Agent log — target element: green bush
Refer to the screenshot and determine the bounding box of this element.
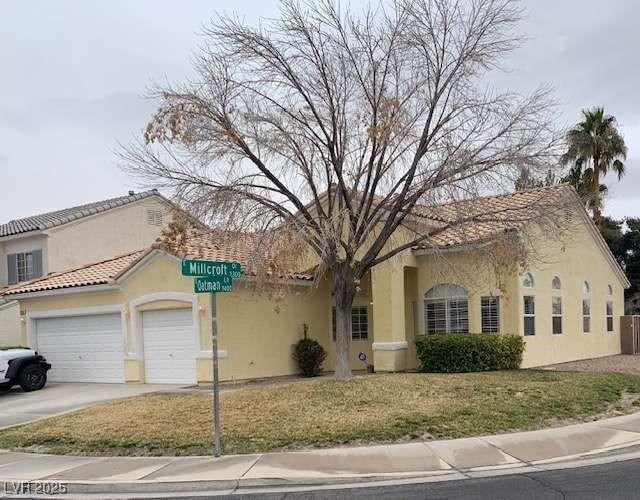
[293,338,328,377]
[415,334,524,373]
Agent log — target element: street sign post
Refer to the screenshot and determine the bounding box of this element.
[182,259,243,457]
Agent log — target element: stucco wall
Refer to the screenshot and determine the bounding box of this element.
[0,301,21,346]
[17,253,332,383]
[45,196,171,274]
[408,214,625,368]
[516,218,624,367]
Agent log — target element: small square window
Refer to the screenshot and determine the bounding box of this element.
[331,306,369,341]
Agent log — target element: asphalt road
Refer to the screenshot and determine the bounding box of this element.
[228,458,640,499]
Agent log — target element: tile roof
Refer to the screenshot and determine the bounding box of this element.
[412,184,575,249]
[0,190,163,238]
[0,185,584,296]
[2,251,148,296]
[2,231,313,296]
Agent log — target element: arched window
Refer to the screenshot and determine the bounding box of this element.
[552,276,562,290]
[522,272,534,288]
[607,284,613,295]
[582,281,590,294]
[425,284,469,334]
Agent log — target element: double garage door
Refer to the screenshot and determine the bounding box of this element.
[35,309,197,384]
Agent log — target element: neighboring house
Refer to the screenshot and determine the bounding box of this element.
[0,190,199,345]
[0,185,629,384]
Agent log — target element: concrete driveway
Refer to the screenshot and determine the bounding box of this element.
[0,382,187,429]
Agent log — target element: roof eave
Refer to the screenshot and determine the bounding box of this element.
[3,283,121,300]
[412,240,493,255]
[0,229,46,242]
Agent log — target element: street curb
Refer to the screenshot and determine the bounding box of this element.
[4,443,640,498]
[3,410,640,497]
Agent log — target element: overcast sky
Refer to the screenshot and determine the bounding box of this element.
[1,0,639,222]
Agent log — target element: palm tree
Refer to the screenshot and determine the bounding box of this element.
[561,161,608,215]
[561,107,627,228]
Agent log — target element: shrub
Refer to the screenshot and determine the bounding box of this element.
[415,334,524,373]
[293,338,328,377]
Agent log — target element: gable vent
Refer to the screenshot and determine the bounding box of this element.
[146,209,164,226]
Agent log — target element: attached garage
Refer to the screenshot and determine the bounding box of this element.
[34,313,125,383]
[142,308,197,384]
[3,244,317,385]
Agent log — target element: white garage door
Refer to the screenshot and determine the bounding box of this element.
[36,313,124,383]
[142,308,197,384]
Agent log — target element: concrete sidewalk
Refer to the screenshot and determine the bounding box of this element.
[3,411,640,497]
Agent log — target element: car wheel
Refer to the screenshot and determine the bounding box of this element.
[17,364,47,392]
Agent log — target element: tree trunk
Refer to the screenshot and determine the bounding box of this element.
[333,267,357,381]
[592,157,603,229]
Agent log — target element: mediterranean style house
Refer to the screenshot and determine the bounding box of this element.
[0,190,196,344]
[0,185,629,384]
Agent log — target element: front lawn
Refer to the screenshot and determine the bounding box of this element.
[2,371,640,456]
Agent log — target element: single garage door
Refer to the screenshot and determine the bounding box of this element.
[35,313,124,383]
[142,308,197,384]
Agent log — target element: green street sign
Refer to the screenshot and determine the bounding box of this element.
[194,276,233,293]
[182,259,243,278]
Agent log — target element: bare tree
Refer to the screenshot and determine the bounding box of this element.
[122,0,562,380]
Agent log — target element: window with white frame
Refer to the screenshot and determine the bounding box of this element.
[552,276,561,290]
[606,300,614,332]
[523,295,535,336]
[583,299,591,333]
[552,296,562,334]
[424,284,469,334]
[332,306,369,341]
[481,296,500,333]
[16,252,34,282]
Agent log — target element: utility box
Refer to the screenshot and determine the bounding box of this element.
[621,316,640,354]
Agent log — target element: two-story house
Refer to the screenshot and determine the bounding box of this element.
[0,189,197,344]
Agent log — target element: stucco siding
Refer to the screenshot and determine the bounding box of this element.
[407,214,624,368]
[45,196,171,274]
[17,254,332,383]
[517,218,623,367]
[0,301,21,346]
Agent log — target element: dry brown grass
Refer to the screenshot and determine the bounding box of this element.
[2,370,640,456]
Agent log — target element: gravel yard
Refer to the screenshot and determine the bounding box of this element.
[543,355,640,374]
